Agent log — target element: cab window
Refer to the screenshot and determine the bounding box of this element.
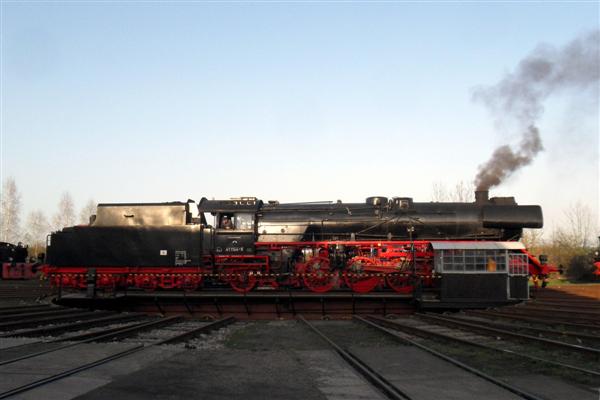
[219,214,234,229]
[235,213,254,230]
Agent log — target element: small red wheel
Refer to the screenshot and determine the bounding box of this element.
[420,266,434,287]
[386,273,413,294]
[302,256,337,293]
[181,275,202,292]
[343,257,380,294]
[97,274,116,291]
[159,274,177,289]
[226,269,257,293]
[136,275,158,292]
[77,274,88,289]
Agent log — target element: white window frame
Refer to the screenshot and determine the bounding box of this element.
[435,249,510,274]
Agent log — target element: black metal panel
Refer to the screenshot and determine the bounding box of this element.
[93,202,193,226]
[440,274,508,301]
[198,197,262,213]
[47,226,202,267]
[509,276,529,299]
[214,231,255,254]
[482,205,543,229]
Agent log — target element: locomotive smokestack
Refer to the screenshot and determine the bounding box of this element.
[475,190,489,205]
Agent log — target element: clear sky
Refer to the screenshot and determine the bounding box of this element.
[1,1,598,235]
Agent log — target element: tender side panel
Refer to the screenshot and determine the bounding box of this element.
[47,225,202,267]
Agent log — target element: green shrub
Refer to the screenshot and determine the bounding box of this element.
[566,254,596,282]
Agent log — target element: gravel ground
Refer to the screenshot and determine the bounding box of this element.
[72,321,387,400]
[2,316,596,400]
[166,322,247,351]
[310,320,401,348]
[54,320,143,341]
[386,319,600,399]
[0,336,41,349]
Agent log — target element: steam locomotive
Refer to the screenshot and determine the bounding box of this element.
[1,242,40,279]
[42,190,550,303]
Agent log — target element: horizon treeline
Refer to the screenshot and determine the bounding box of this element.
[0,177,95,256]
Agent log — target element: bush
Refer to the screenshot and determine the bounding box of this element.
[566,254,597,282]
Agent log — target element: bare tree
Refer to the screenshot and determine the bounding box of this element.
[23,210,50,256]
[0,177,22,243]
[53,192,76,230]
[562,201,596,248]
[79,199,97,225]
[521,228,545,254]
[431,180,475,202]
[547,202,598,280]
[431,182,449,202]
[452,181,474,202]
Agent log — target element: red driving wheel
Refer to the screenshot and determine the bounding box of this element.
[181,275,202,292]
[386,272,413,293]
[343,257,381,294]
[225,269,257,293]
[302,256,337,293]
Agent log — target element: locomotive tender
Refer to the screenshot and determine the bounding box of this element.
[43,190,548,305]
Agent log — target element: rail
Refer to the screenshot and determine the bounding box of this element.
[298,316,412,400]
[0,310,115,331]
[0,317,236,399]
[354,316,544,400]
[441,313,600,347]
[364,315,600,378]
[0,312,145,338]
[0,315,180,366]
[466,310,600,331]
[416,313,600,359]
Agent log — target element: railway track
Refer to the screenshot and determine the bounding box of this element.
[0,308,116,331]
[299,316,543,400]
[415,313,600,359]
[0,315,236,399]
[466,309,600,332]
[0,315,181,365]
[487,287,600,334]
[299,316,412,400]
[0,312,145,338]
[439,313,600,348]
[532,286,600,301]
[517,304,600,317]
[530,300,600,310]
[364,315,600,382]
[474,306,600,326]
[0,304,53,315]
[0,307,88,322]
[0,280,53,300]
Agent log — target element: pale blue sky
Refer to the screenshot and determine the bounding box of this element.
[1,1,598,233]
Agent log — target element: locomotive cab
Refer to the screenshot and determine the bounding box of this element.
[198,197,262,255]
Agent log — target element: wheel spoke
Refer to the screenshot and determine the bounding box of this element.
[343,257,380,293]
[386,273,413,293]
[223,269,257,293]
[302,257,336,293]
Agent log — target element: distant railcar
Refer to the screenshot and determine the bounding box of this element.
[1,242,40,280]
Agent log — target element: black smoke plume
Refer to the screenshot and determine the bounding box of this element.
[473,30,599,190]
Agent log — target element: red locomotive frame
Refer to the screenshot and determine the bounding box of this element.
[41,239,550,294]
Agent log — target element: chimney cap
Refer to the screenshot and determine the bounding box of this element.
[475,190,489,204]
